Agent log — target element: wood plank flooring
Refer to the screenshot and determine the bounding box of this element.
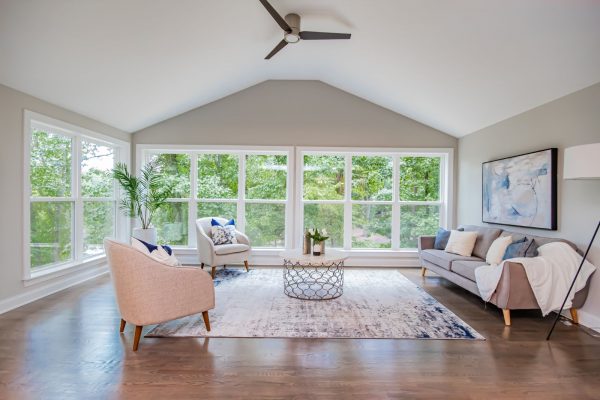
[0,268,599,399]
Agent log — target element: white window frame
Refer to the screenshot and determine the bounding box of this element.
[23,110,130,281]
[137,145,295,251]
[296,147,453,252]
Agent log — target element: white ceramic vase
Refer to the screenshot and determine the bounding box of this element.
[132,227,157,244]
[312,242,322,256]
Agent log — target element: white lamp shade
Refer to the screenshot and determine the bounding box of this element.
[563,143,600,180]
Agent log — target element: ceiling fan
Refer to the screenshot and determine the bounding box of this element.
[259,0,351,59]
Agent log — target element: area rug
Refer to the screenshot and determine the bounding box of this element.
[146,268,484,340]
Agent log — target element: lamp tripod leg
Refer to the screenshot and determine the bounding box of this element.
[546,220,599,340]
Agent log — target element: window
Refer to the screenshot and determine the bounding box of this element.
[141,147,291,249]
[299,149,449,250]
[138,145,451,253]
[25,111,129,277]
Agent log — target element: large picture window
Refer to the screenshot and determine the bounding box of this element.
[141,148,292,249]
[299,149,449,251]
[25,111,128,277]
[138,146,451,254]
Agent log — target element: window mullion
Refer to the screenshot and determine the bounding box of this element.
[74,135,83,262]
[238,153,246,233]
[391,155,400,250]
[343,155,352,250]
[188,153,198,247]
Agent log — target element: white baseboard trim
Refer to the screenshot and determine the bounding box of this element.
[0,264,108,315]
[577,309,600,333]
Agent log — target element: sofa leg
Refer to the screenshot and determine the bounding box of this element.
[133,325,143,351]
[211,266,216,279]
[200,263,204,269]
[502,309,511,326]
[420,267,427,277]
[244,260,249,272]
[570,308,579,324]
[119,318,126,333]
[202,311,211,332]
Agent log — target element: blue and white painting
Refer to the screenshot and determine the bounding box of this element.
[482,149,557,230]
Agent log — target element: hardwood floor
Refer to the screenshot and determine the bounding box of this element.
[0,268,599,399]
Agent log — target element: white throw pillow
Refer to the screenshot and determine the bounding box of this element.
[486,236,513,265]
[445,230,478,257]
[130,237,181,267]
[150,245,181,267]
[131,237,151,255]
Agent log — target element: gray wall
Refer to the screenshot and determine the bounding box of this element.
[0,83,129,305]
[457,82,600,329]
[133,80,458,224]
[133,80,457,148]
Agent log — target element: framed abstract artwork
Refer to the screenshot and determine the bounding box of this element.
[482,148,557,230]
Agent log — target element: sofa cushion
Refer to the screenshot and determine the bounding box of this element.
[460,225,503,259]
[214,243,250,255]
[451,260,489,282]
[420,249,483,270]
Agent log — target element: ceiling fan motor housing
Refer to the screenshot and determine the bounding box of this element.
[284,13,301,43]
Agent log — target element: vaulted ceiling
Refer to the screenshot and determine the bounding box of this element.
[1,0,599,136]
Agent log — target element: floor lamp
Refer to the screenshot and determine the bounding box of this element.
[546,142,600,340]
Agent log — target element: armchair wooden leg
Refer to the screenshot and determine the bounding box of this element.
[502,309,511,326]
[211,266,216,279]
[244,260,249,272]
[119,318,126,333]
[202,311,211,332]
[421,267,427,277]
[200,263,204,269]
[133,325,143,351]
[570,308,579,324]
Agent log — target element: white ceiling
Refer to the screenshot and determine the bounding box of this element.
[1,0,599,137]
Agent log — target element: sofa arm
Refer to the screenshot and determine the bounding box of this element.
[418,236,436,252]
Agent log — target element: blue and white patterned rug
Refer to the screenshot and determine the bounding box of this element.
[146,268,484,340]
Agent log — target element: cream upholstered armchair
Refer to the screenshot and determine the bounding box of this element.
[196,217,251,278]
[104,239,215,351]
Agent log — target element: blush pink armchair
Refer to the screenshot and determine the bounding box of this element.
[104,239,215,351]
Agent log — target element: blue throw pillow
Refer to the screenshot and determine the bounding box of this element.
[526,239,540,257]
[211,218,235,227]
[136,238,172,256]
[502,237,530,260]
[434,228,451,250]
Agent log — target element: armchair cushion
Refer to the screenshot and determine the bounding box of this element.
[214,243,250,255]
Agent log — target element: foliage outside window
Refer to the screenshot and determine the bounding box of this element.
[142,147,447,251]
[146,150,290,248]
[302,152,444,250]
[27,113,126,274]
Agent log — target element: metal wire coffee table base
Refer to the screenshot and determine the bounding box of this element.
[283,260,345,300]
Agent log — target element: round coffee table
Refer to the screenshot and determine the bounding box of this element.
[279,250,348,300]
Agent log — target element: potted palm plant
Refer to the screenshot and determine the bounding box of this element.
[112,160,173,243]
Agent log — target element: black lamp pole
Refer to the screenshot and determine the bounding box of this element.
[546,220,600,340]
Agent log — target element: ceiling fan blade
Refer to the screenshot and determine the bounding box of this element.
[299,31,351,40]
[258,0,291,32]
[265,39,288,59]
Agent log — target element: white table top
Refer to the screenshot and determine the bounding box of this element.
[279,249,348,264]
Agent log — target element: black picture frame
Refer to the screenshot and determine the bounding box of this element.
[482,148,557,230]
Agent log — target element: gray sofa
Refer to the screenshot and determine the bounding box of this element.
[418,225,593,326]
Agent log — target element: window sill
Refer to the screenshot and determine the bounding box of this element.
[24,255,107,287]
